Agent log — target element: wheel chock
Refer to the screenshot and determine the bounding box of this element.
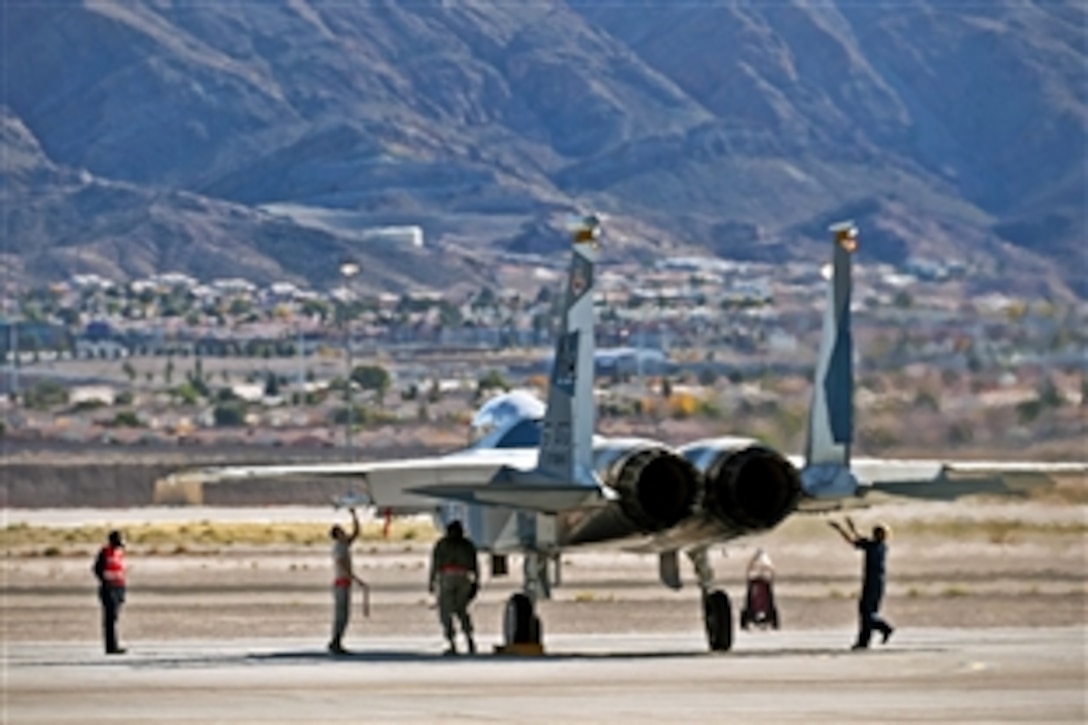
[493,642,546,656]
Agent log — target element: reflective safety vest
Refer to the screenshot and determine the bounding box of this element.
[102,546,126,587]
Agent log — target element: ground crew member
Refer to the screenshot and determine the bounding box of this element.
[92,530,127,654]
[328,508,367,655]
[829,516,895,649]
[429,520,479,655]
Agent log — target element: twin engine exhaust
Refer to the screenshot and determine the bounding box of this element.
[598,440,801,537]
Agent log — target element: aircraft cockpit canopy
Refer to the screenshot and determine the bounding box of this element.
[469,390,545,449]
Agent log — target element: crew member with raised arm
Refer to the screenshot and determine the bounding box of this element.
[829,516,894,649]
[328,507,367,655]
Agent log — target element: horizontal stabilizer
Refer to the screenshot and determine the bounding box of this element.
[406,483,599,513]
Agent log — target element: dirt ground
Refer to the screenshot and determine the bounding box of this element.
[3,497,1084,647]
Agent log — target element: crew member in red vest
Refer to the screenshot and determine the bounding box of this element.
[92,530,127,654]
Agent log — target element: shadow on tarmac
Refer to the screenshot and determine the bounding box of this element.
[16,644,934,670]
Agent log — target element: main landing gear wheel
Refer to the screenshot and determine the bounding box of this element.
[703,590,733,652]
[503,593,542,646]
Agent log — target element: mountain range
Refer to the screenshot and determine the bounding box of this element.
[2,1,1085,297]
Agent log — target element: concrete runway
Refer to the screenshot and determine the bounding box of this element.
[5,628,1084,723]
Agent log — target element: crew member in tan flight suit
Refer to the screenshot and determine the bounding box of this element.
[429,519,479,655]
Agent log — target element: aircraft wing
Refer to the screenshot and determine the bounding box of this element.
[854,458,1084,501]
[792,454,1084,507]
[155,452,537,510]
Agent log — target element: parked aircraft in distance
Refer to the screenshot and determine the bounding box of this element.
[164,217,1084,652]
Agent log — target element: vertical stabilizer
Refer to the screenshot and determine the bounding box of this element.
[536,215,600,485]
[801,221,858,497]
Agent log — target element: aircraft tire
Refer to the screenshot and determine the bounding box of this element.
[504,593,535,645]
[704,590,733,652]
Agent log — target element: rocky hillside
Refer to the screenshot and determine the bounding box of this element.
[2,1,1084,295]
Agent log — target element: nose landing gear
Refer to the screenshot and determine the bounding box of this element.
[498,551,547,654]
[503,592,543,647]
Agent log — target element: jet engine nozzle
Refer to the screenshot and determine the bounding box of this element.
[683,441,801,533]
[599,444,699,533]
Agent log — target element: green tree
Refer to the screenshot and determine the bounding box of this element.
[213,401,248,427]
[172,382,202,405]
[948,421,974,445]
[350,364,391,405]
[110,411,142,428]
[472,286,497,311]
[330,404,370,427]
[1037,376,1065,409]
[477,370,509,393]
[264,373,281,397]
[1016,399,1042,425]
[228,298,252,317]
[301,299,331,321]
[121,361,137,383]
[24,381,68,409]
[439,300,463,327]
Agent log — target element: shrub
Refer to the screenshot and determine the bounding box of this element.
[213,401,248,427]
[477,370,509,392]
[24,380,68,409]
[110,411,142,428]
[948,421,974,445]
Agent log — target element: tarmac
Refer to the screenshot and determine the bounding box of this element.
[5,627,1084,723]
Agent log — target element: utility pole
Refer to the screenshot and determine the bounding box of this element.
[339,261,360,458]
[4,295,17,402]
[296,320,305,392]
[7,317,17,401]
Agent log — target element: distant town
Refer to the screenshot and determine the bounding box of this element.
[1,252,1084,460]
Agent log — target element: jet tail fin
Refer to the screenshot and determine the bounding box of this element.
[801,221,859,498]
[535,215,601,486]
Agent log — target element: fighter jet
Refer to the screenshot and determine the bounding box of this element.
[162,216,1084,653]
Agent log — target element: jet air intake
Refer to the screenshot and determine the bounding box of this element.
[683,440,801,533]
